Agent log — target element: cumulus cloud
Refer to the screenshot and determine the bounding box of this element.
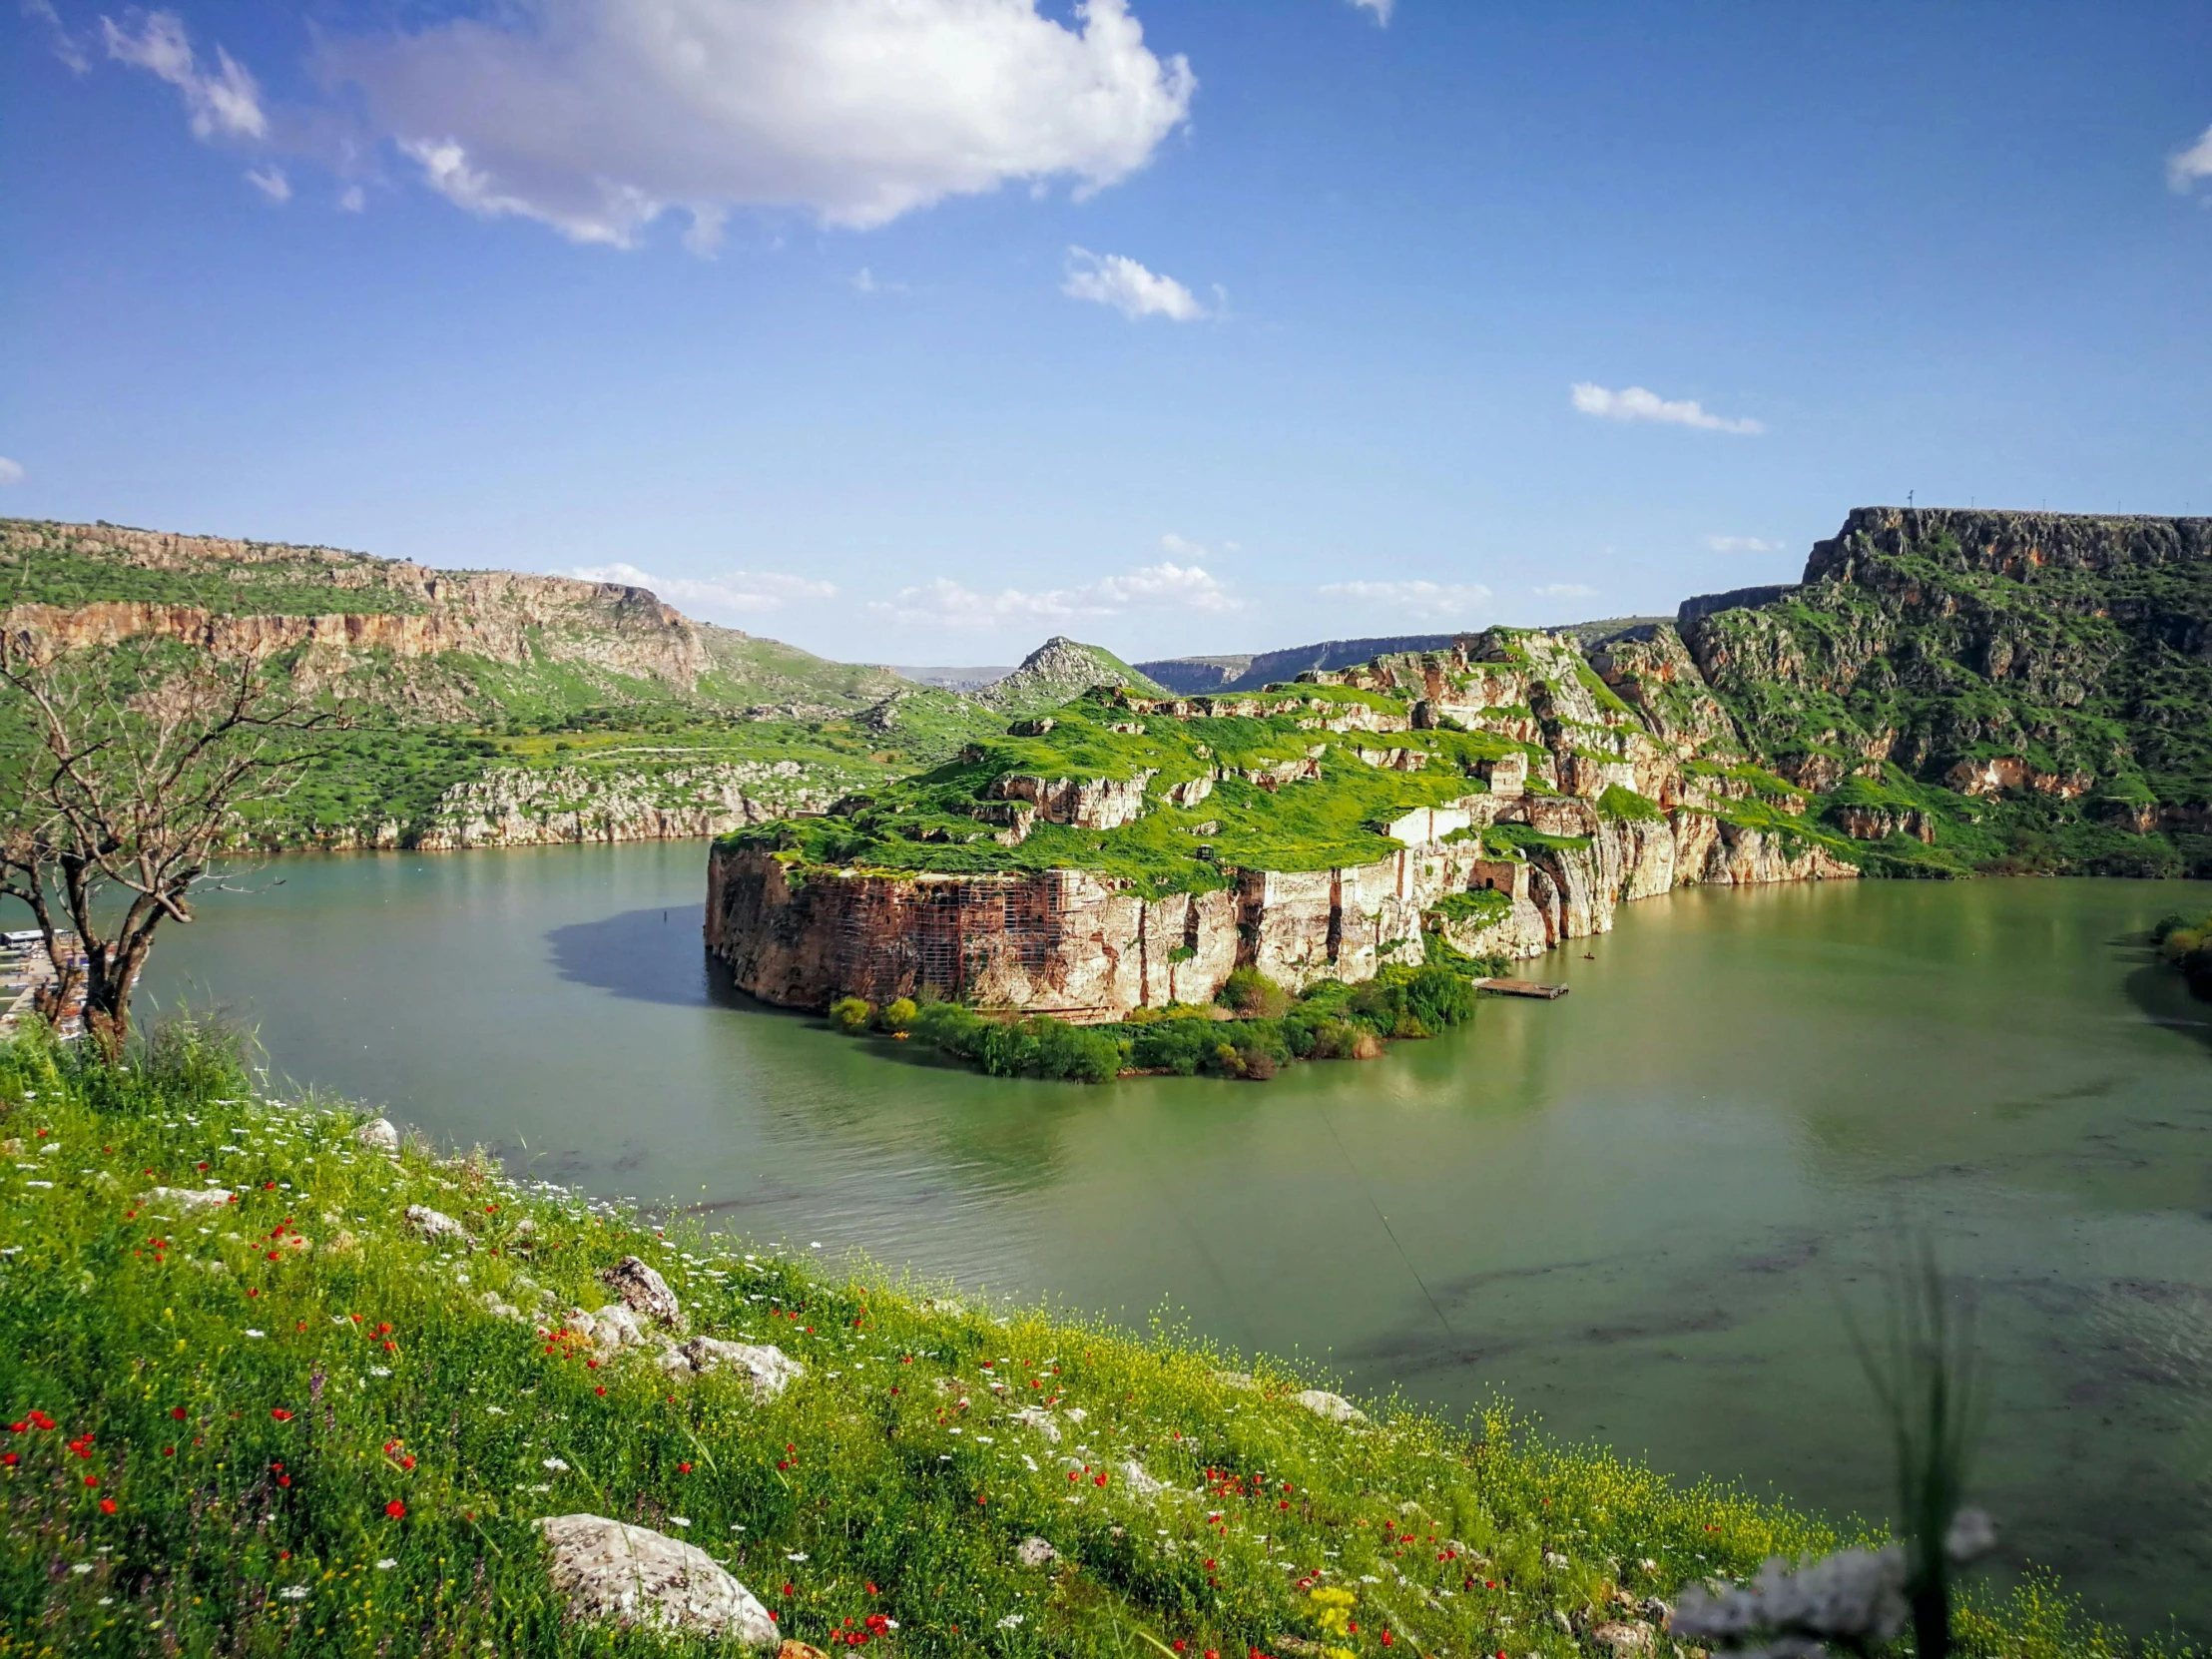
[1571,382,1763,435]
[104,10,267,142]
[0,458,23,486]
[246,165,291,203]
[321,0,1195,248]
[1063,247,1208,320]
[876,560,1238,631]
[1532,582,1596,601]
[570,561,834,621]
[1316,579,1492,621]
[338,184,366,214]
[1705,534,1782,554]
[1350,0,1394,22]
[2168,124,2212,193]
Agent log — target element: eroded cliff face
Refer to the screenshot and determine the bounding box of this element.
[706,625,1860,1018]
[312,761,841,852]
[0,523,712,687]
[1681,506,2212,820]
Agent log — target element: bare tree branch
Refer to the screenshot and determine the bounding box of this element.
[0,635,345,1055]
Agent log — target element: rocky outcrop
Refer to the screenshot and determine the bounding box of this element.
[0,543,712,687]
[324,761,843,851]
[707,624,1867,1019]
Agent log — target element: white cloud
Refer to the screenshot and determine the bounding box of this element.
[850,268,907,294]
[104,10,267,143]
[1704,534,1782,554]
[1570,382,1763,435]
[338,184,366,214]
[322,0,1195,248]
[24,0,90,72]
[1063,247,1208,320]
[570,561,835,621]
[1350,0,1394,22]
[1532,582,1596,601]
[246,165,291,203]
[0,458,23,486]
[876,561,1238,632]
[1316,579,1492,622]
[2168,124,2212,193]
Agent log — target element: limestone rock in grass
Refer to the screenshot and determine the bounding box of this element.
[590,1303,646,1352]
[1590,1621,1653,1655]
[354,1117,401,1154]
[146,1187,233,1213]
[405,1205,466,1243]
[1015,1536,1060,1569]
[673,1339,806,1401]
[1117,1461,1167,1498]
[1544,1550,1569,1570]
[1007,1406,1060,1443]
[1288,1388,1366,1423]
[479,1292,525,1322]
[534,1513,779,1647]
[1639,1597,1673,1626]
[599,1255,684,1329]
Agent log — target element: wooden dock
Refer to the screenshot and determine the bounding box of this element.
[1474,977,1569,1000]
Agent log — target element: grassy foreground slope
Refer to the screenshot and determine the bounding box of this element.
[0,1023,2173,1659]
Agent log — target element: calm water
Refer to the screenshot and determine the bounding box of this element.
[136,844,2212,1631]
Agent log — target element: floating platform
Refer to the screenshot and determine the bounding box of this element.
[1473,977,1569,1000]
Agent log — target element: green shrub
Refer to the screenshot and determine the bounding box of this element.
[1219,966,1290,1019]
[976,1016,1122,1083]
[878,996,918,1034]
[1350,963,1476,1038]
[1598,784,1665,822]
[829,995,873,1033]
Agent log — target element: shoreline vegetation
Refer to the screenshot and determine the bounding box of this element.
[826,963,1493,1085]
[0,1015,2191,1658]
[2151,910,2212,1000]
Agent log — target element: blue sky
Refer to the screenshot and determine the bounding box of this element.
[5,0,2211,666]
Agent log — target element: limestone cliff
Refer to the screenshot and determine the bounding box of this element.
[706,627,1858,1019]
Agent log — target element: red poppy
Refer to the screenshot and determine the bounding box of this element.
[385,1499,405,1518]
[162,1447,174,1458]
[1,1453,16,1467]
[171,1407,186,1420]
[677,1462,693,1473]
[83,1474,98,1487]
[98,1498,116,1514]
[271,1408,292,1421]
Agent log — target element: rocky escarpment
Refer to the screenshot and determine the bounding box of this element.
[2,521,715,685]
[708,627,1857,1020]
[317,760,850,851]
[1681,507,2212,834]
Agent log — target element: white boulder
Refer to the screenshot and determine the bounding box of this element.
[534,1514,779,1647]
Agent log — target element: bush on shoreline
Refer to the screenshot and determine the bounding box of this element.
[826,964,1484,1084]
[2152,910,2212,1001]
[0,1021,2185,1658]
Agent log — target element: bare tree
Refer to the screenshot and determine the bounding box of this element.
[0,638,340,1056]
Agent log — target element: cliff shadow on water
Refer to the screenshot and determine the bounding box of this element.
[544,902,715,1008]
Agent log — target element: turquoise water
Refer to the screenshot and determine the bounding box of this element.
[138,845,2212,1631]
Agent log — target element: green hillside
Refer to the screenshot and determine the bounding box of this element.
[1683,508,2212,876]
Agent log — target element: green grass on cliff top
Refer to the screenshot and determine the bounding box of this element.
[0,1017,2180,1659]
[729,689,1543,897]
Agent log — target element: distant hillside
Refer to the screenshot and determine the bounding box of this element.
[1138,634,1456,694]
[886,664,1013,693]
[1681,507,2212,874]
[0,519,917,848]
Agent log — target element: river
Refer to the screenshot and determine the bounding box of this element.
[135,843,2212,1632]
